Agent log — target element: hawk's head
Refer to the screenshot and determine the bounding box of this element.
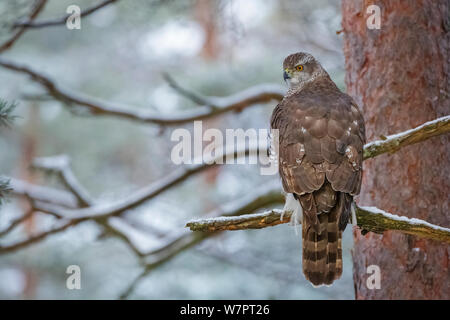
[282,52,327,89]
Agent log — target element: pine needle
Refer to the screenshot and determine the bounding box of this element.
[0,99,18,127]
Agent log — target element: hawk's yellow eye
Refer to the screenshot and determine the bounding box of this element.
[295,65,304,71]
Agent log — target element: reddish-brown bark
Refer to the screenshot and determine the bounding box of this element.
[342,0,450,299]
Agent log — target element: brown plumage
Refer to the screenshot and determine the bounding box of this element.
[271,52,365,286]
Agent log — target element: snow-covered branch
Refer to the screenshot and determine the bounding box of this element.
[186,209,290,232]
[0,58,284,125]
[363,115,450,160]
[186,206,450,244]
[32,155,93,207]
[0,0,47,53]
[355,206,450,243]
[9,177,78,209]
[21,145,262,221]
[119,183,284,299]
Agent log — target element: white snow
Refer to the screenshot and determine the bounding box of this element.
[359,206,450,233]
[187,209,283,225]
[364,115,450,150]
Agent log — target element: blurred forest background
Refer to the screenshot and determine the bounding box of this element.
[0,0,354,299]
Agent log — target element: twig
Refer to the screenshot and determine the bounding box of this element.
[0,209,34,237]
[0,0,47,53]
[99,221,146,258]
[14,0,119,29]
[162,72,213,107]
[0,57,284,125]
[9,177,78,208]
[32,155,93,206]
[0,220,75,253]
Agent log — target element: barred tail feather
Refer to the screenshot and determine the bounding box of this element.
[299,184,350,287]
[302,212,343,286]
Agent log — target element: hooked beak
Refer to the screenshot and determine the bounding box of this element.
[283,70,290,81]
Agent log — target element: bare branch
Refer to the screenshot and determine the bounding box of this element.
[0,58,284,125]
[0,0,47,53]
[186,206,450,244]
[14,0,119,29]
[363,115,450,160]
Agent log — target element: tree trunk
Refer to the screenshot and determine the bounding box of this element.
[195,0,219,60]
[342,0,450,299]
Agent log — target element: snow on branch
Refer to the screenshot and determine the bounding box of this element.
[186,209,289,232]
[186,206,450,244]
[0,58,284,125]
[119,183,284,299]
[356,206,450,243]
[363,115,450,160]
[32,155,93,207]
[8,177,78,208]
[22,145,262,221]
[0,0,47,53]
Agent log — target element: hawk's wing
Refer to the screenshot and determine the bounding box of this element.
[270,82,365,197]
